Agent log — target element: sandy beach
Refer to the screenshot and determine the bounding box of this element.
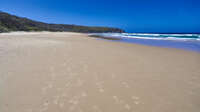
[0,32,200,112]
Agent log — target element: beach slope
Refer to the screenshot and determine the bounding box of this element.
[0,32,200,112]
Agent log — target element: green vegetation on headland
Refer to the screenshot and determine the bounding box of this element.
[0,11,125,33]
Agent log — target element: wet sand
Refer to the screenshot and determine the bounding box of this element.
[0,32,200,112]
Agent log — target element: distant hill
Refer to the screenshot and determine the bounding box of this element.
[0,11,125,33]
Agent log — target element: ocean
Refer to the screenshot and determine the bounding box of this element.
[92,33,200,52]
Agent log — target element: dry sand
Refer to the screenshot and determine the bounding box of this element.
[0,32,200,112]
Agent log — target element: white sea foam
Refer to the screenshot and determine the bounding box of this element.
[92,33,200,42]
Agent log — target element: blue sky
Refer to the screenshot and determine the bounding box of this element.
[0,0,200,33]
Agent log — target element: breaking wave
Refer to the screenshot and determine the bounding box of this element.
[93,33,200,41]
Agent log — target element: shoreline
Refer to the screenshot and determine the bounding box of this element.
[89,33,200,53]
[89,35,200,53]
[0,32,200,112]
[1,31,199,53]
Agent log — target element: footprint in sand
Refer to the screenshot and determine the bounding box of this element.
[131,96,139,100]
[43,101,49,107]
[124,104,131,110]
[122,82,130,88]
[96,82,105,93]
[113,95,132,110]
[99,88,105,93]
[41,82,53,94]
[68,96,80,105]
[134,101,140,105]
[112,95,124,104]
[131,96,141,105]
[113,96,120,103]
[81,91,87,97]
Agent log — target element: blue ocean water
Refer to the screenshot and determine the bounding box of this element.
[91,33,200,53]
